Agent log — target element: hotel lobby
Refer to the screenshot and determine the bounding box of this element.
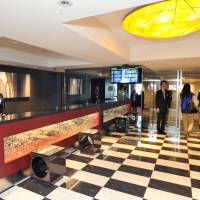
[0,0,200,200]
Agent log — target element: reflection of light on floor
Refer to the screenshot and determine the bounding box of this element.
[168,137,180,143]
[137,141,141,146]
[137,116,142,128]
[148,134,157,141]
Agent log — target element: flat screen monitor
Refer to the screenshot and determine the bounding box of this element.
[111,67,142,83]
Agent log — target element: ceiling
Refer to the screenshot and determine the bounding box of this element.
[0,0,200,72]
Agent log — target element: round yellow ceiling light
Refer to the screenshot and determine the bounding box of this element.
[122,0,200,38]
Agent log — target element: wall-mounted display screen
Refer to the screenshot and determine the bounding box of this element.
[0,72,30,98]
[111,67,142,84]
[69,78,83,95]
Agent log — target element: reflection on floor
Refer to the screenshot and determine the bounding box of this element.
[0,125,200,200]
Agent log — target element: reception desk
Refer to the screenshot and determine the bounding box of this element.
[0,100,131,178]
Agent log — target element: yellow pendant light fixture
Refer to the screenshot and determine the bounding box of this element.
[122,0,200,38]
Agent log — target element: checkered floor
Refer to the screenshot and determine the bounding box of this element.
[0,126,200,200]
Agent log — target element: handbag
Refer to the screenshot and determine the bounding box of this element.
[189,102,198,113]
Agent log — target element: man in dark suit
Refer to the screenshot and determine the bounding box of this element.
[156,80,170,134]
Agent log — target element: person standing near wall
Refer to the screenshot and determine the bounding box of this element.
[156,80,170,134]
[0,93,5,116]
[131,89,137,112]
[92,85,101,103]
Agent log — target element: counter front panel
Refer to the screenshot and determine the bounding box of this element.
[0,105,100,178]
[4,112,98,163]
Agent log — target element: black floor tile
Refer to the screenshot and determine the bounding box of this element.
[105,178,146,197]
[125,133,141,137]
[191,179,200,188]
[161,147,188,153]
[97,154,125,164]
[190,165,200,172]
[82,165,115,177]
[67,154,93,163]
[109,147,132,154]
[117,139,138,145]
[109,134,123,138]
[189,154,200,160]
[65,167,78,177]
[164,140,187,146]
[101,142,113,146]
[18,177,57,196]
[188,140,200,144]
[51,157,65,165]
[128,154,157,164]
[154,165,190,177]
[141,140,163,146]
[71,181,101,197]
[158,154,189,163]
[188,147,200,151]
[135,147,160,154]
[118,165,152,177]
[148,179,192,197]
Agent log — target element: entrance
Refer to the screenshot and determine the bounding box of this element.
[143,70,182,136]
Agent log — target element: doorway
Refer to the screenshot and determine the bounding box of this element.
[143,70,182,136]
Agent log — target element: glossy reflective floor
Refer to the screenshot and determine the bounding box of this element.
[0,125,200,200]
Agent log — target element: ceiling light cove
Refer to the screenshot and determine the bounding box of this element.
[122,0,200,39]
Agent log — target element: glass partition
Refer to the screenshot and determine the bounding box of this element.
[143,70,182,136]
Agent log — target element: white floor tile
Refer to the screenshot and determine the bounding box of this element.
[89,159,120,170]
[142,137,163,143]
[47,187,92,200]
[144,187,192,200]
[188,143,200,148]
[65,160,87,170]
[101,145,110,150]
[190,171,200,180]
[0,186,43,200]
[103,150,129,159]
[192,187,200,200]
[112,171,150,187]
[131,150,159,159]
[189,159,200,166]
[123,159,155,170]
[151,171,191,187]
[160,150,188,159]
[188,150,200,156]
[102,136,119,143]
[138,143,162,150]
[96,187,142,200]
[156,159,190,170]
[72,171,109,187]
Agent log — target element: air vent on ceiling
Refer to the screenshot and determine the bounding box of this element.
[57,0,73,7]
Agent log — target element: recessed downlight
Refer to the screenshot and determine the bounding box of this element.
[57,0,73,7]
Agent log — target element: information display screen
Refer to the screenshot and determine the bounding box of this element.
[111,67,142,83]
